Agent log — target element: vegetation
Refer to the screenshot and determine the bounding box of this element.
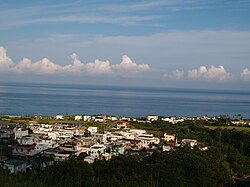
[205,126,250,132]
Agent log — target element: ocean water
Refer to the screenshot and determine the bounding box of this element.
[0,82,250,118]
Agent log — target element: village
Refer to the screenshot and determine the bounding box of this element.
[0,114,248,174]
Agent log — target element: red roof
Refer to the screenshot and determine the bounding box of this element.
[117,121,126,125]
[168,141,176,147]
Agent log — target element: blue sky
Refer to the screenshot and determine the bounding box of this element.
[1,0,250,89]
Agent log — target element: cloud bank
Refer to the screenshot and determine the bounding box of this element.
[164,69,185,80]
[188,65,232,82]
[0,46,150,76]
[241,68,250,81]
[163,65,250,83]
[1,46,249,83]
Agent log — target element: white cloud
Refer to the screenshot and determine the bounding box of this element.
[112,55,150,74]
[164,69,185,80]
[188,65,232,82]
[0,47,14,72]
[0,46,149,76]
[240,68,250,81]
[85,59,112,75]
[62,53,85,74]
[14,58,62,74]
[62,53,112,75]
[163,65,233,82]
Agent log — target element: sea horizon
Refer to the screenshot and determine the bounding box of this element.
[1,81,249,118]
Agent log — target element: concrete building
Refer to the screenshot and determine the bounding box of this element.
[17,135,38,145]
[14,128,28,140]
[83,115,92,121]
[163,134,175,142]
[116,121,127,129]
[85,144,111,163]
[12,144,36,156]
[182,139,197,148]
[55,115,64,120]
[88,127,98,135]
[75,115,82,121]
[147,115,159,121]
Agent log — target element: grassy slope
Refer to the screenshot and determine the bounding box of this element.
[205,125,250,132]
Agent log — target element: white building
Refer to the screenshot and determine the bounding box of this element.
[94,116,106,122]
[137,134,160,148]
[88,127,98,135]
[84,144,111,163]
[120,117,131,121]
[111,116,118,121]
[93,133,108,144]
[162,117,184,124]
[121,132,135,140]
[83,115,92,121]
[129,129,146,135]
[54,151,72,161]
[0,130,9,138]
[47,132,60,140]
[87,144,106,157]
[35,143,49,152]
[147,115,158,121]
[17,135,38,145]
[14,128,28,140]
[182,139,197,148]
[55,115,64,120]
[162,145,172,152]
[75,115,82,121]
[163,133,175,142]
[162,117,174,123]
[29,124,53,134]
[116,121,127,129]
[84,156,95,164]
[39,138,58,148]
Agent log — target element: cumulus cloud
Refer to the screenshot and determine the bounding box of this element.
[163,65,232,82]
[112,55,150,74]
[164,69,185,80]
[240,68,250,81]
[188,65,232,82]
[63,53,114,75]
[0,47,14,72]
[14,58,62,74]
[85,59,112,75]
[62,53,85,74]
[0,46,149,76]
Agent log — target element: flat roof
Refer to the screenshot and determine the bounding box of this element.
[5,159,26,167]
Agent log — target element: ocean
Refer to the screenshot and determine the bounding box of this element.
[0,82,250,118]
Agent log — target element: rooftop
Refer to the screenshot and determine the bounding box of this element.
[5,159,26,167]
